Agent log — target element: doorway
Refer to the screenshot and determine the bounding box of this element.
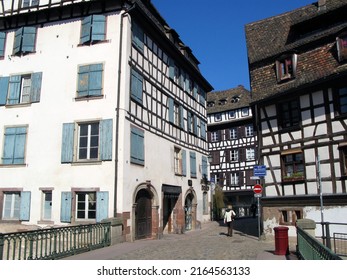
[135,189,152,240]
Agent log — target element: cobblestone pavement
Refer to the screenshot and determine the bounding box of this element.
[64,218,298,260]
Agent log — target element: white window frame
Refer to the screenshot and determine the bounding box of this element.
[76,192,97,220]
[246,148,255,161]
[20,75,31,103]
[174,147,183,175]
[215,113,222,122]
[245,125,254,137]
[41,190,52,221]
[228,110,236,119]
[211,131,219,142]
[230,149,238,162]
[77,122,100,161]
[230,128,237,139]
[230,173,239,185]
[241,108,249,116]
[2,192,20,220]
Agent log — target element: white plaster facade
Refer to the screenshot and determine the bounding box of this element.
[0,0,213,240]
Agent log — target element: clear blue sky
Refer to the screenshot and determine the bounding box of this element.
[151,0,315,92]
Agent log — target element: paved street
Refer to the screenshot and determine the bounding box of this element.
[64,218,298,260]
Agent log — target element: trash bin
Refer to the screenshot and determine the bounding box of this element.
[274,226,289,255]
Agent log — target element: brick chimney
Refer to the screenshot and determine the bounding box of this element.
[318,0,327,11]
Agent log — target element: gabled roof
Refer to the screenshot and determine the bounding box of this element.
[245,0,347,64]
[206,85,252,114]
[245,0,347,103]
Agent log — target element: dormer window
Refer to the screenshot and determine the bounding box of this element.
[219,98,227,105]
[337,35,347,62]
[231,95,240,103]
[207,101,215,107]
[276,54,297,82]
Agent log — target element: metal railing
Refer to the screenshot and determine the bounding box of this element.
[0,222,111,260]
[316,222,347,257]
[296,225,342,260]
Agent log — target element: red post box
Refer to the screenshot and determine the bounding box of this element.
[274,226,289,255]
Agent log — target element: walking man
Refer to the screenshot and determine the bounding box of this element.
[224,205,236,237]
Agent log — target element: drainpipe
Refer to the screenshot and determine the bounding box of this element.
[114,2,135,217]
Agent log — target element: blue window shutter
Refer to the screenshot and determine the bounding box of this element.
[201,120,206,139]
[96,191,109,222]
[61,192,72,223]
[22,27,36,53]
[3,127,27,164]
[7,75,21,105]
[88,63,103,96]
[0,76,9,106]
[61,123,74,163]
[190,151,197,178]
[2,127,15,164]
[202,156,208,177]
[169,58,175,79]
[80,15,92,44]
[187,111,192,132]
[185,76,190,92]
[131,69,143,104]
[0,32,5,57]
[13,28,22,54]
[77,65,90,96]
[20,191,31,221]
[182,150,187,176]
[77,63,102,97]
[193,85,198,100]
[168,98,174,123]
[100,119,113,161]
[193,115,198,135]
[132,21,144,51]
[130,126,144,165]
[179,105,184,129]
[200,88,206,105]
[30,72,42,102]
[13,127,27,164]
[91,15,106,41]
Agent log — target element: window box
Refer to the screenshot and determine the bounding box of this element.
[283,172,304,182]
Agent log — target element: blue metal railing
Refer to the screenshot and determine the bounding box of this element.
[0,222,111,260]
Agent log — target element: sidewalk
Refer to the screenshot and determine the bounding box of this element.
[64,219,298,260]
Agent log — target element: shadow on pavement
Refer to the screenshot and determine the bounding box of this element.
[216,217,259,238]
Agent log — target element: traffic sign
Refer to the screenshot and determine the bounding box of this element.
[254,193,262,198]
[253,184,262,194]
[253,165,267,177]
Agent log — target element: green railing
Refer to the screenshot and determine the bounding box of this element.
[296,226,342,260]
[0,222,111,260]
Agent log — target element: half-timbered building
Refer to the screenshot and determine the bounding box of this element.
[245,0,347,237]
[0,0,212,241]
[207,86,257,217]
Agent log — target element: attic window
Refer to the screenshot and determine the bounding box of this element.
[231,95,240,103]
[337,35,347,62]
[207,101,215,107]
[276,54,297,82]
[219,98,227,105]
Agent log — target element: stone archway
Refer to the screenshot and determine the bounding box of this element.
[132,183,159,241]
[184,188,197,231]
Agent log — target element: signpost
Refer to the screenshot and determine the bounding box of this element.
[253,184,262,240]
